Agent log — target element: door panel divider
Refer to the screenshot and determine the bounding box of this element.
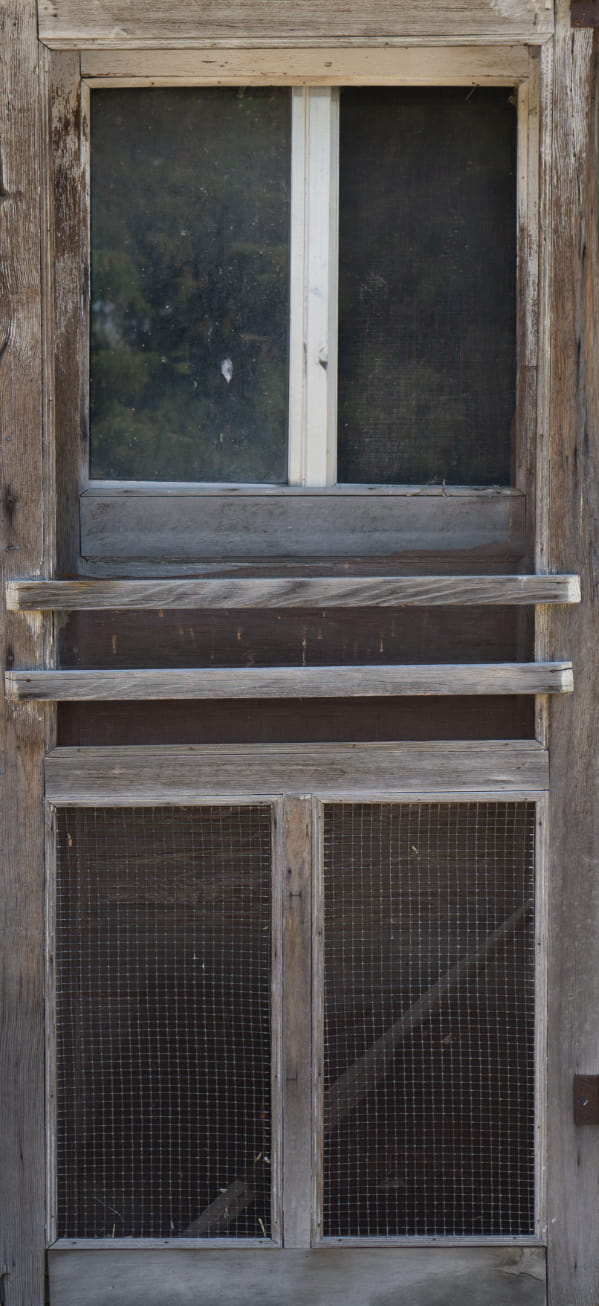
[5,662,573,702]
[7,574,581,610]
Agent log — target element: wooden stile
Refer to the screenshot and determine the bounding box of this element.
[544,6,599,1303]
[0,3,52,1305]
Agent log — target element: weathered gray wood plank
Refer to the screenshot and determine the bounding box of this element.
[79,489,527,560]
[44,742,550,802]
[47,1246,546,1306]
[37,0,554,47]
[0,2,51,1304]
[545,7,599,1305]
[281,798,313,1248]
[7,574,581,611]
[46,52,88,574]
[6,662,573,701]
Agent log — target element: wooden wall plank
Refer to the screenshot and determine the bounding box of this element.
[6,661,573,701]
[545,7,599,1304]
[79,489,527,562]
[8,574,581,610]
[44,742,550,801]
[37,0,554,48]
[48,1246,547,1306]
[81,45,531,84]
[0,2,51,1304]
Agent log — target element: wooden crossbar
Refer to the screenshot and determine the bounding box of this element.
[5,662,573,701]
[7,574,581,610]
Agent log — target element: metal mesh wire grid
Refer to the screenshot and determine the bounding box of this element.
[55,805,272,1240]
[322,801,536,1238]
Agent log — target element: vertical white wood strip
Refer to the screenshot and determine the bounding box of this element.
[270,799,284,1246]
[288,89,339,486]
[288,89,308,487]
[534,793,549,1240]
[281,796,313,1247]
[305,89,338,485]
[312,798,325,1243]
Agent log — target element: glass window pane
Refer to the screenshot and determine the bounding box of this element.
[337,88,517,486]
[90,88,291,483]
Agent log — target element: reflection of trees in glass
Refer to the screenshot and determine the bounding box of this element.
[90,88,291,482]
[337,88,517,486]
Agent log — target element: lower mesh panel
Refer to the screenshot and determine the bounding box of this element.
[322,801,536,1237]
[55,806,272,1239]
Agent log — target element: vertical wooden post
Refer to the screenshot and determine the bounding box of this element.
[0,2,52,1303]
[546,5,599,1302]
[281,796,313,1247]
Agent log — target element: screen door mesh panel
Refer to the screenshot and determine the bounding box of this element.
[322,802,536,1238]
[55,806,272,1239]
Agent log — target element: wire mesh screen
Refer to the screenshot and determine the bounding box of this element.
[322,802,536,1238]
[55,806,272,1239]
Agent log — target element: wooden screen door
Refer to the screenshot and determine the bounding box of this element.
[4,3,598,1306]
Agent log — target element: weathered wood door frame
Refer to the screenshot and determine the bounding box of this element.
[2,1,599,1303]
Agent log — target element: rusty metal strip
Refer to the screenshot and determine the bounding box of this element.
[571,1,599,27]
[573,1075,599,1124]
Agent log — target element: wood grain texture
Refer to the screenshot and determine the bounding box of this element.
[46,52,88,574]
[81,45,531,84]
[37,0,554,47]
[0,2,51,1304]
[47,1247,547,1306]
[545,8,599,1304]
[44,742,550,801]
[80,487,527,561]
[281,798,313,1248]
[6,662,573,701]
[8,574,581,610]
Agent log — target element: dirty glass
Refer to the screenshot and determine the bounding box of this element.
[90,88,291,482]
[337,87,517,486]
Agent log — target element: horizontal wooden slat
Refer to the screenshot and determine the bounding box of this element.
[44,741,550,801]
[7,574,581,610]
[48,1246,546,1306]
[38,0,554,48]
[81,45,531,83]
[7,662,573,702]
[80,488,526,560]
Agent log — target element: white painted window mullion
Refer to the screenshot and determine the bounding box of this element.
[288,87,339,487]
